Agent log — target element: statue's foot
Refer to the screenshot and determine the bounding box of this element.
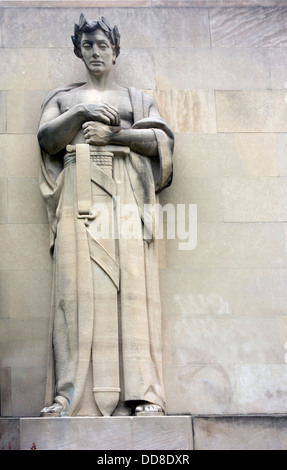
[40,402,64,417]
[135,402,165,416]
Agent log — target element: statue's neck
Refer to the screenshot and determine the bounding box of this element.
[85,69,119,92]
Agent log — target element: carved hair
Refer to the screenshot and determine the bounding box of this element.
[71,14,121,59]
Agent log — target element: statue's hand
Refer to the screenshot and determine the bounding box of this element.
[82,121,119,146]
[82,103,120,126]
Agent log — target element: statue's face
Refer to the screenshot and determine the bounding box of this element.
[80,29,116,76]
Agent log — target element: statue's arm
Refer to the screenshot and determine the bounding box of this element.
[38,97,87,155]
[109,128,159,157]
[38,96,121,155]
[109,97,162,156]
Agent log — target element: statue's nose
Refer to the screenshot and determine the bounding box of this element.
[92,47,100,57]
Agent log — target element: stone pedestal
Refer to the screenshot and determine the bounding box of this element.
[2,415,287,450]
[0,416,193,450]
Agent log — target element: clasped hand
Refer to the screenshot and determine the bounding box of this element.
[82,121,117,146]
[82,102,120,146]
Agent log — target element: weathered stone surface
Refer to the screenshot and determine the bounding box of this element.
[9,269,52,318]
[0,179,7,224]
[216,91,287,132]
[160,268,231,317]
[164,365,237,415]
[152,0,287,5]
[10,367,48,417]
[0,318,49,368]
[0,224,51,270]
[277,134,287,177]
[170,133,278,178]
[0,49,49,90]
[167,222,287,269]
[0,0,286,6]
[151,90,217,133]
[226,269,287,316]
[115,49,155,89]
[194,416,287,450]
[210,7,287,47]
[236,365,287,414]
[2,414,287,451]
[8,178,47,224]
[2,7,100,48]
[160,267,287,319]
[223,177,287,222]
[6,91,48,134]
[0,417,19,450]
[0,272,9,319]
[19,416,193,450]
[100,7,210,48]
[164,315,284,366]
[0,135,41,178]
[269,48,287,89]
[0,92,6,134]
[154,47,270,90]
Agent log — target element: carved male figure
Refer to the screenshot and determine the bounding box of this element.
[38,15,174,417]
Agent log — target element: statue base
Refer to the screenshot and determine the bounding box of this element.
[0,416,192,450]
[2,415,287,450]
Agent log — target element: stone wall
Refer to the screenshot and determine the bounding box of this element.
[1,2,287,417]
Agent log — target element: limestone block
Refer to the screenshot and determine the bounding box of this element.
[0,418,19,450]
[160,268,231,317]
[19,416,193,450]
[152,0,287,4]
[277,134,287,177]
[210,7,287,48]
[9,269,52,319]
[0,271,10,319]
[0,368,12,417]
[8,178,48,224]
[164,315,283,366]
[194,416,287,450]
[10,367,47,417]
[269,48,287,89]
[2,7,99,48]
[166,222,287,269]
[0,91,6,134]
[172,133,278,178]
[226,269,287,316]
[160,268,287,319]
[100,7,210,48]
[154,47,270,90]
[114,49,155,90]
[0,178,7,224]
[223,177,287,222]
[0,224,51,270]
[0,318,49,368]
[151,90,217,133]
[236,365,287,414]
[216,91,287,133]
[0,135,41,178]
[164,365,237,415]
[0,49,49,90]
[6,90,48,134]
[160,176,223,222]
[48,49,86,89]
[0,12,3,48]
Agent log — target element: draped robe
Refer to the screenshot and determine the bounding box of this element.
[39,85,174,416]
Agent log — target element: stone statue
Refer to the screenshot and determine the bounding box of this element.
[38,14,174,417]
